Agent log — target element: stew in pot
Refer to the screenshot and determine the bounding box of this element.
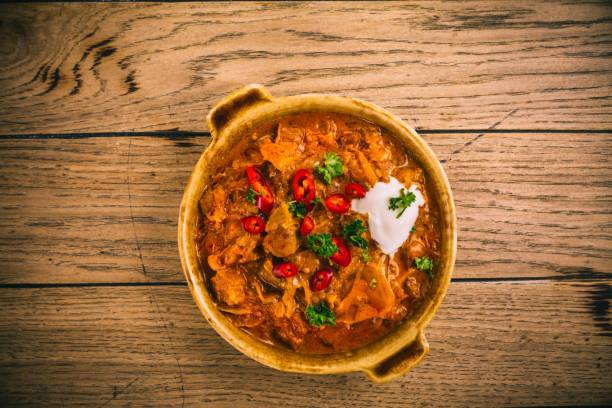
[196,112,440,354]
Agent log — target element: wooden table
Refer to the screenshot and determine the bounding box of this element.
[0,2,610,407]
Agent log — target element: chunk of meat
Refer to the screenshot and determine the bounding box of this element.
[405,275,422,299]
[266,200,294,231]
[211,268,247,306]
[263,202,299,257]
[208,232,260,271]
[344,151,378,186]
[263,225,299,258]
[200,186,227,223]
[271,279,298,318]
[224,219,246,242]
[224,234,260,264]
[273,312,308,349]
[288,250,320,275]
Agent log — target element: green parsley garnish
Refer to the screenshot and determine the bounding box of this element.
[342,220,370,262]
[305,302,336,327]
[311,197,323,207]
[246,187,257,205]
[288,201,308,219]
[410,226,416,233]
[342,219,368,250]
[388,188,416,218]
[307,233,338,258]
[415,256,434,279]
[315,152,343,184]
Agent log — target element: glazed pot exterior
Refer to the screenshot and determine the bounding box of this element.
[178,84,457,382]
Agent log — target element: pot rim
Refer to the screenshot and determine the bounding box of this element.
[178,84,457,382]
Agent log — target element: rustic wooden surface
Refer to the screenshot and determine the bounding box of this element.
[1,2,612,134]
[0,2,610,407]
[0,281,610,407]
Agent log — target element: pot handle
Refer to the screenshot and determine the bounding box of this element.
[206,84,274,142]
[361,331,429,383]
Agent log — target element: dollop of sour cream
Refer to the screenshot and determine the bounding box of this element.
[351,177,424,256]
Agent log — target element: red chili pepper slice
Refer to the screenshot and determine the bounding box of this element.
[299,215,315,236]
[345,182,367,199]
[324,193,350,214]
[309,268,333,291]
[256,193,274,214]
[246,166,274,214]
[240,215,266,234]
[273,262,298,278]
[292,169,316,203]
[330,236,351,267]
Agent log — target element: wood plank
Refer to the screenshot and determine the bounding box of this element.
[0,280,609,407]
[1,2,611,134]
[0,133,610,284]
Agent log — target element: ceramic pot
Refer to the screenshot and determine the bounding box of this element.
[178,84,457,382]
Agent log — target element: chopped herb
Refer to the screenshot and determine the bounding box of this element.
[388,188,416,218]
[315,152,343,184]
[415,256,434,279]
[311,197,323,207]
[305,302,336,327]
[342,219,368,250]
[307,233,338,258]
[246,187,257,205]
[288,200,308,219]
[368,278,378,289]
[411,226,416,233]
[342,220,370,262]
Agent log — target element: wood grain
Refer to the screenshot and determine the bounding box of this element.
[0,133,610,284]
[1,2,611,134]
[0,280,609,407]
[0,3,610,406]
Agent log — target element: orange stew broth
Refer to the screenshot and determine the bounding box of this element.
[196,112,440,354]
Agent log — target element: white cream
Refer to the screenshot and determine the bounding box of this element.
[351,177,424,255]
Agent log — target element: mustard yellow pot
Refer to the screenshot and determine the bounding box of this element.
[178,84,457,382]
